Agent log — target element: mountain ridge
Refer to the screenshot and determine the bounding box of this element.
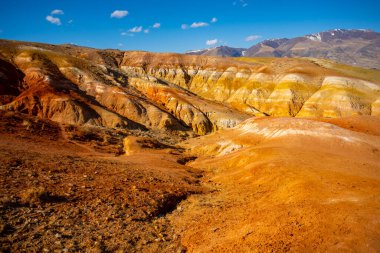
[186,29,380,69]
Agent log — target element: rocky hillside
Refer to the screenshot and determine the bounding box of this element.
[1,39,380,136]
[246,29,380,69]
[187,29,380,69]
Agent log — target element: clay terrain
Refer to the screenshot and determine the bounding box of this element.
[1,40,380,252]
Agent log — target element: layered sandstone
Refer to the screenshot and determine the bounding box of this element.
[1,40,380,136]
[121,52,380,117]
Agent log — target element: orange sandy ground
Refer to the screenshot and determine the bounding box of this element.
[169,117,380,252]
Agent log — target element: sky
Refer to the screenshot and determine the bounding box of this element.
[0,0,379,52]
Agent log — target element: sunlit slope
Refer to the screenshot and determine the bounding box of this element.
[1,39,380,137]
[123,53,380,117]
[171,116,380,252]
[0,40,249,135]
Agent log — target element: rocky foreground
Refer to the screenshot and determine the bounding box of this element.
[0,111,205,252]
[1,40,380,252]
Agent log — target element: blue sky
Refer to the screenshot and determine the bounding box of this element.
[0,0,379,52]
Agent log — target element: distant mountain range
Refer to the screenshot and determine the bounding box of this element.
[186,46,246,57]
[186,29,380,69]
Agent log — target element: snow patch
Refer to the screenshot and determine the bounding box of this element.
[306,33,322,42]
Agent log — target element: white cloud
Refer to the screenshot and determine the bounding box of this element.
[206,39,218,46]
[121,32,134,37]
[211,17,218,23]
[144,29,150,34]
[129,26,143,33]
[118,43,124,47]
[51,9,64,15]
[245,35,261,41]
[152,23,161,28]
[110,10,129,19]
[182,21,211,30]
[190,22,209,28]
[234,0,248,7]
[46,15,61,25]
[120,32,135,37]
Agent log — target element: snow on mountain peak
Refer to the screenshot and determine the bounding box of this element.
[306,33,322,42]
